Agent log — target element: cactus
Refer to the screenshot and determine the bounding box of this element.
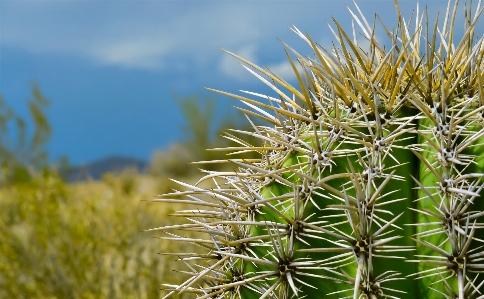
[149,1,484,298]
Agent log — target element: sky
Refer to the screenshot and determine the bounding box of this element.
[0,0,460,165]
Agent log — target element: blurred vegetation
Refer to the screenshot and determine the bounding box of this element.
[0,84,51,184]
[149,95,259,179]
[0,87,254,298]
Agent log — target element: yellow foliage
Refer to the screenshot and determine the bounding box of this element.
[0,171,196,299]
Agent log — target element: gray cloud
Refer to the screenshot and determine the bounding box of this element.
[1,0,457,74]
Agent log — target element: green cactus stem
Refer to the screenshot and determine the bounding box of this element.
[149,1,484,298]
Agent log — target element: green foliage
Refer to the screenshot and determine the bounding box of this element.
[0,85,209,298]
[0,84,52,184]
[0,170,199,299]
[178,95,216,156]
[149,95,260,178]
[150,143,196,178]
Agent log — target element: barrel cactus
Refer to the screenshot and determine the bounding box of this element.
[150,0,484,298]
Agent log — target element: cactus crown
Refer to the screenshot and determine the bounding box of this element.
[150,1,484,298]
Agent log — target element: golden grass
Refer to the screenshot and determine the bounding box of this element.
[0,170,198,299]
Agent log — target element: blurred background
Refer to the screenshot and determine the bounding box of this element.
[0,1,459,298]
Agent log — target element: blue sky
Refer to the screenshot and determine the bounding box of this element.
[0,0,454,165]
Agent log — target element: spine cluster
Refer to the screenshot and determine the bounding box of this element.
[149,1,484,298]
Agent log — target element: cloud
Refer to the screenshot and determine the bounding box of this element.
[219,44,258,81]
[0,2,263,70]
[266,60,303,82]
[88,38,174,70]
[0,1,453,72]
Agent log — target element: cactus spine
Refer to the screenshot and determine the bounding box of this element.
[150,1,484,298]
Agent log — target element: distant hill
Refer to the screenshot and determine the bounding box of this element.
[67,156,148,182]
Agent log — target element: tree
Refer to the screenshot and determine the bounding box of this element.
[0,84,51,183]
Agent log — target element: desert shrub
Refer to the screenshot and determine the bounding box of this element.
[0,170,197,299]
[149,144,196,178]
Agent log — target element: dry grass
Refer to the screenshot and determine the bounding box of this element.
[0,170,199,299]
